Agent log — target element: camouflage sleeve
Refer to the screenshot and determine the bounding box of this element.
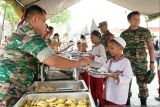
[20,34,54,62]
[9,28,54,62]
[145,29,152,42]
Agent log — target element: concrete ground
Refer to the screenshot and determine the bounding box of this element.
[131,75,160,106]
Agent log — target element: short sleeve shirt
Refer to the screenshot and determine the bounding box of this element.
[0,21,54,88]
[120,27,152,71]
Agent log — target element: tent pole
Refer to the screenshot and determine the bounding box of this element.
[145,16,149,28]
[15,0,24,7]
[0,3,7,46]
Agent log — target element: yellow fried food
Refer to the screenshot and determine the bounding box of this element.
[31,100,36,106]
[65,98,77,104]
[24,104,29,107]
[37,100,48,107]
[46,97,57,103]
[56,103,65,107]
[23,97,89,107]
[78,99,87,105]
[34,86,55,92]
[77,104,88,107]
[48,102,57,107]
[68,103,77,107]
[55,97,66,104]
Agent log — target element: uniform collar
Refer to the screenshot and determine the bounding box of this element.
[93,43,100,47]
[128,26,140,31]
[113,55,124,62]
[104,30,110,34]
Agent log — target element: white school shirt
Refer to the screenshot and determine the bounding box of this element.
[103,58,133,105]
[90,44,107,68]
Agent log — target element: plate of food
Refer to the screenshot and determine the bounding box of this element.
[87,68,110,78]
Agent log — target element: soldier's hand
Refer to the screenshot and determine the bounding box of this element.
[79,57,91,67]
[150,63,155,72]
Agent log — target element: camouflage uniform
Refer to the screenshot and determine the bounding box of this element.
[0,21,54,107]
[100,31,114,58]
[120,27,152,99]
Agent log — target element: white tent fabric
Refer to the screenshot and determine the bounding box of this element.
[107,0,160,16]
[90,19,98,32]
[84,25,90,35]
[17,0,80,17]
[81,25,90,35]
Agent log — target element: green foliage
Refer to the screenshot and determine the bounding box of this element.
[48,9,71,24]
[0,0,20,28]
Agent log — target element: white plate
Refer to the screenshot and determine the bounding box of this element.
[88,70,110,78]
[89,70,108,75]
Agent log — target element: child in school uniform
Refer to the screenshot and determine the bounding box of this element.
[72,40,89,86]
[79,41,90,85]
[88,30,107,106]
[100,37,133,107]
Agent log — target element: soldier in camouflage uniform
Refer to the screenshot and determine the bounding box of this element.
[0,5,91,107]
[120,11,155,105]
[98,21,115,58]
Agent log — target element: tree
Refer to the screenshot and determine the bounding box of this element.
[0,0,20,28]
[48,9,71,25]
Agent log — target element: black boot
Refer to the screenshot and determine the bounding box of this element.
[155,96,160,101]
[140,98,147,107]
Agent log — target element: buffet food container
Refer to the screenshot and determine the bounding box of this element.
[28,80,88,93]
[45,68,78,80]
[14,92,96,107]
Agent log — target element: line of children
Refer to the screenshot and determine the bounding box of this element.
[73,31,133,107]
[72,40,89,86]
[88,30,107,106]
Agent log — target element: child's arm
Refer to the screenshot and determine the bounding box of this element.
[94,45,107,64]
[114,59,133,85]
[98,59,110,72]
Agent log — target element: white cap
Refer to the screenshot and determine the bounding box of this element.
[112,37,126,48]
[80,40,87,44]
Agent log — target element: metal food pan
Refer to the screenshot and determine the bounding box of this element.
[14,92,96,107]
[28,80,88,93]
[45,70,75,80]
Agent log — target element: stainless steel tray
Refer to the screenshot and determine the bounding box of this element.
[45,68,76,80]
[28,80,88,93]
[14,92,96,107]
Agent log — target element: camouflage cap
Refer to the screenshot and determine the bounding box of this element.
[98,21,107,28]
